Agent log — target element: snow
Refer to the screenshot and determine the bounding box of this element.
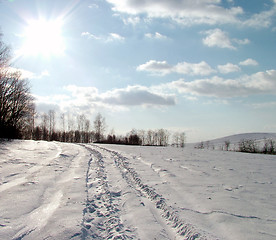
[208,132,276,144]
[200,132,276,151]
[0,140,275,239]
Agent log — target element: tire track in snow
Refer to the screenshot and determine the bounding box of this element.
[81,145,135,239]
[96,145,218,240]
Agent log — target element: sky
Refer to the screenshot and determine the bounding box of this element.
[0,0,276,142]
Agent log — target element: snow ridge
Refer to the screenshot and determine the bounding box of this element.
[81,146,135,239]
[97,145,218,240]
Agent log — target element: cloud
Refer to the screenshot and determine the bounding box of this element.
[6,67,50,79]
[34,94,70,113]
[137,60,216,76]
[175,61,216,76]
[217,63,241,74]
[101,85,175,106]
[107,33,125,42]
[202,28,235,49]
[81,32,124,42]
[251,101,276,109]
[34,84,176,114]
[167,69,276,98]
[239,58,259,66]
[145,32,167,39]
[243,5,276,28]
[107,0,276,28]
[106,0,243,26]
[88,4,99,9]
[202,28,250,50]
[81,32,101,40]
[232,38,250,45]
[122,16,140,25]
[137,60,172,75]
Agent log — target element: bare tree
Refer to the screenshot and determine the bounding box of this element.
[238,139,258,153]
[156,129,169,146]
[172,132,185,148]
[0,32,34,139]
[179,132,186,148]
[84,118,90,143]
[41,113,49,141]
[146,130,154,145]
[224,140,231,151]
[0,32,10,68]
[263,139,275,154]
[138,129,146,145]
[60,113,65,132]
[48,110,56,138]
[0,71,34,138]
[93,113,106,142]
[22,102,36,139]
[173,132,180,147]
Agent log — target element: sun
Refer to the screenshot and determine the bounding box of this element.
[20,18,65,57]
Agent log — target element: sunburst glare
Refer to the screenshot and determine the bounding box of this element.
[20,18,65,57]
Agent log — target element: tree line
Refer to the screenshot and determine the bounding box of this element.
[0,32,186,147]
[0,32,34,139]
[194,138,276,155]
[20,107,185,147]
[5,105,186,147]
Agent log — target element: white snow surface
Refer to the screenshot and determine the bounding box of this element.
[0,140,275,240]
[199,132,276,151]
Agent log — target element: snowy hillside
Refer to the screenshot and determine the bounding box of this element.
[0,140,275,239]
[194,132,276,151]
[207,132,276,144]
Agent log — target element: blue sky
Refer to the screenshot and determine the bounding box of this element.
[1,0,276,142]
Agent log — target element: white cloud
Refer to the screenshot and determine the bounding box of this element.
[6,67,36,79]
[107,0,276,28]
[137,60,216,76]
[243,5,276,28]
[6,67,50,79]
[107,33,125,42]
[81,32,124,42]
[34,94,70,113]
[239,58,259,66]
[88,4,99,9]
[232,38,250,45]
[145,32,167,39]
[217,63,241,74]
[41,70,50,77]
[251,101,276,109]
[101,85,175,106]
[202,28,235,49]
[122,16,140,25]
[175,61,216,76]
[106,0,243,26]
[34,84,176,114]
[202,28,250,49]
[137,60,172,75]
[167,69,276,98]
[81,32,101,40]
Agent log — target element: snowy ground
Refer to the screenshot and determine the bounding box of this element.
[0,140,275,240]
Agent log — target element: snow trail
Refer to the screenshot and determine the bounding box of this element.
[81,145,135,239]
[1,140,275,240]
[91,145,216,240]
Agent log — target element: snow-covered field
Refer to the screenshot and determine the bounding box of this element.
[0,140,275,240]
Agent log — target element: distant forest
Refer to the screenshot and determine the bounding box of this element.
[0,32,185,147]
